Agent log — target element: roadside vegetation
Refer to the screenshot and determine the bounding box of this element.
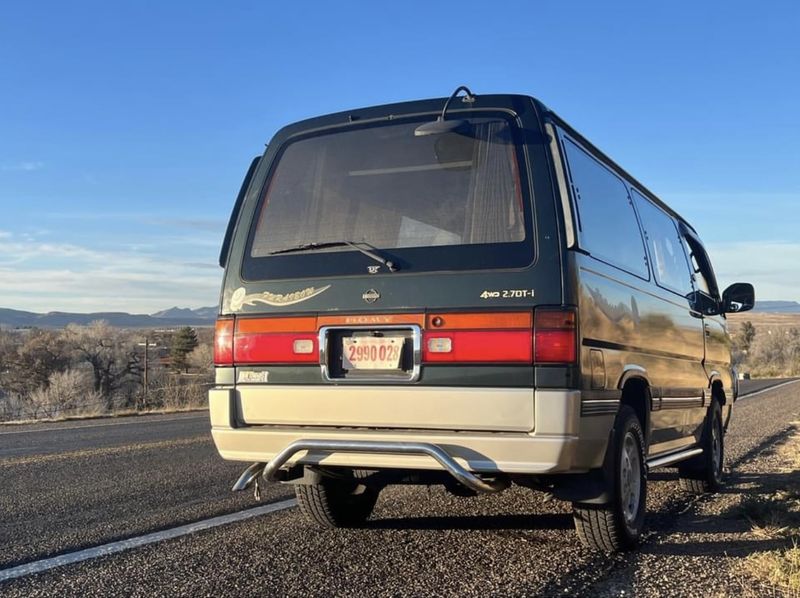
[730,316,800,378]
[737,423,800,595]
[0,321,212,422]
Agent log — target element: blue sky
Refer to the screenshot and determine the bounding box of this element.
[1,1,798,313]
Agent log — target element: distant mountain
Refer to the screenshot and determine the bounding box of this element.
[752,301,800,313]
[0,306,217,329]
[152,306,217,320]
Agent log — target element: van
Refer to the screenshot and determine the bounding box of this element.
[210,87,755,551]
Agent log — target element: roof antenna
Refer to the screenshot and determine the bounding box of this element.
[414,85,476,137]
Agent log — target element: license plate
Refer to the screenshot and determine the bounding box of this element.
[342,336,403,370]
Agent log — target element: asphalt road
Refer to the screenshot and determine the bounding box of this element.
[1,378,798,596]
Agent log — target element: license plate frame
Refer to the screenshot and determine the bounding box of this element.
[319,325,422,383]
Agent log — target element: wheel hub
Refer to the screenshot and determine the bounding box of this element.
[620,432,642,524]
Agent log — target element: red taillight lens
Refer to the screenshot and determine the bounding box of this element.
[233,332,318,364]
[534,308,577,363]
[422,330,533,363]
[214,318,234,366]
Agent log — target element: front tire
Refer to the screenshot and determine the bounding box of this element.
[573,405,647,551]
[295,477,379,528]
[679,400,724,493]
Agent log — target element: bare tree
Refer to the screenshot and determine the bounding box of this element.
[0,329,69,400]
[27,368,101,419]
[187,343,214,374]
[63,321,140,409]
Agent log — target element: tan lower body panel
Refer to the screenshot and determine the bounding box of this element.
[210,388,612,474]
[236,385,534,433]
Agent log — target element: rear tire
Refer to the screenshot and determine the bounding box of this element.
[573,405,647,552]
[679,400,724,493]
[295,477,379,528]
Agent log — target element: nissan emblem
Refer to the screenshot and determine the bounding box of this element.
[362,289,380,303]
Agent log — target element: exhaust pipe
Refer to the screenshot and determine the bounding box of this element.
[232,462,265,492]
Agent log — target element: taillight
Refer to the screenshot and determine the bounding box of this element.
[422,312,533,364]
[234,332,318,364]
[423,330,533,363]
[534,308,577,363]
[219,317,318,365]
[214,318,234,366]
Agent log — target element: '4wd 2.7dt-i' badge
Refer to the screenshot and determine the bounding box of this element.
[362,289,380,303]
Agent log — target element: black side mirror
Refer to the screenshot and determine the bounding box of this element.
[722,282,755,313]
[686,290,720,316]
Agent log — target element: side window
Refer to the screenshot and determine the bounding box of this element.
[682,233,722,314]
[688,251,711,295]
[562,137,648,278]
[632,190,693,296]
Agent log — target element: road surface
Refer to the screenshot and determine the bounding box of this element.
[1,378,798,596]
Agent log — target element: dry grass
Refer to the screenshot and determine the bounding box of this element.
[729,312,800,334]
[0,405,208,426]
[747,543,800,596]
[743,423,800,594]
[738,493,800,539]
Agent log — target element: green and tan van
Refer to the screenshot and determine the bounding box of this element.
[210,87,754,551]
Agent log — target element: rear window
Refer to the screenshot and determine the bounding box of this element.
[243,115,533,280]
[562,136,648,279]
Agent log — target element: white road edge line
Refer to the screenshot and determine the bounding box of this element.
[0,413,209,436]
[738,379,800,401]
[0,498,297,583]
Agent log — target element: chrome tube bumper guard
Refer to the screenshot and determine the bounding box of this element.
[232,439,507,494]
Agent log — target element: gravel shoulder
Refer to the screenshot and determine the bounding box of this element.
[593,381,800,597]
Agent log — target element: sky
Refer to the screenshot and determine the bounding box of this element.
[1,1,799,313]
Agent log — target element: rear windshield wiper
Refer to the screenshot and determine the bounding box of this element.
[269,240,398,272]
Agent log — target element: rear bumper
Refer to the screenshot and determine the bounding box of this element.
[209,387,613,475]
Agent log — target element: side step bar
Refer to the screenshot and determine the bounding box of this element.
[232,439,507,494]
[647,447,703,470]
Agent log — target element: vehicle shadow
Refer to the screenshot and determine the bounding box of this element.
[365,512,574,531]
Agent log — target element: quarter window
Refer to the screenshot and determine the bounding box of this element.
[632,190,693,296]
[562,137,648,278]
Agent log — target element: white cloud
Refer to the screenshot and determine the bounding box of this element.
[1,161,44,172]
[0,236,221,313]
[707,241,800,302]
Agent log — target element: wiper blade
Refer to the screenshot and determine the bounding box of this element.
[269,241,346,255]
[269,240,398,272]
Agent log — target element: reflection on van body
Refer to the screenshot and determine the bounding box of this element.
[209,88,754,551]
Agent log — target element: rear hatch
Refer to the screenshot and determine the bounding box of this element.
[216,95,568,432]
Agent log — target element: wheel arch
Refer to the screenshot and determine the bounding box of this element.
[615,366,652,448]
[707,371,727,406]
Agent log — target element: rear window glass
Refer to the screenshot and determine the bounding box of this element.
[242,115,533,279]
[562,137,648,279]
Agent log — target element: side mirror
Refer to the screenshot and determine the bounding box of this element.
[722,282,755,313]
[686,290,720,316]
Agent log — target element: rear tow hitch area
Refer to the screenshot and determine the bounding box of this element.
[231,439,509,496]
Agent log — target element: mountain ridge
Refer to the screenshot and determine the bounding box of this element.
[752,300,800,313]
[0,306,217,329]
